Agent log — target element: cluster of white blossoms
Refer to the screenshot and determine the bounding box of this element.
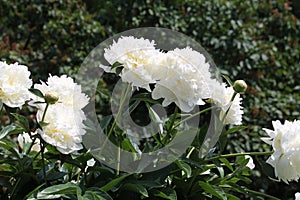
[262,120,300,183]
[32,75,89,154]
[0,61,32,108]
[101,36,244,125]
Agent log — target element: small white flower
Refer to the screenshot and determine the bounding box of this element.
[0,61,32,107]
[262,120,300,183]
[295,192,300,200]
[84,158,96,172]
[18,132,41,152]
[245,155,255,169]
[87,158,96,167]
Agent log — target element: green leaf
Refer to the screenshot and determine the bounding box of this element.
[0,171,14,177]
[39,121,49,128]
[175,160,192,178]
[198,181,227,200]
[225,126,247,135]
[222,74,233,86]
[36,183,81,199]
[120,183,149,198]
[29,88,44,98]
[100,173,131,192]
[99,115,112,130]
[111,62,123,75]
[26,184,46,200]
[130,93,161,104]
[46,172,68,181]
[11,113,30,132]
[0,125,21,140]
[219,158,233,172]
[226,194,240,200]
[83,190,113,200]
[121,138,137,153]
[111,61,122,69]
[152,187,177,200]
[0,139,20,158]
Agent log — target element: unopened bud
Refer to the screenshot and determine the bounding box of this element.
[44,92,59,104]
[233,80,247,94]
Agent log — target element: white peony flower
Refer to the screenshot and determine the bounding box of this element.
[0,61,32,108]
[245,155,255,169]
[32,75,89,154]
[210,82,243,125]
[18,132,41,152]
[152,48,212,112]
[102,36,160,91]
[33,75,89,111]
[295,192,300,200]
[262,120,300,183]
[104,36,156,65]
[37,105,85,154]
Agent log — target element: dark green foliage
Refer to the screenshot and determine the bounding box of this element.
[0,0,105,81]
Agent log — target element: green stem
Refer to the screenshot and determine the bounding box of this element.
[10,177,21,199]
[186,147,195,159]
[26,134,37,154]
[41,103,49,122]
[98,84,131,156]
[205,151,273,162]
[242,188,281,200]
[221,91,237,124]
[40,142,48,186]
[168,106,178,132]
[160,106,178,145]
[173,106,215,129]
[38,103,50,185]
[187,168,202,195]
[33,150,41,160]
[0,103,3,113]
[116,139,121,175]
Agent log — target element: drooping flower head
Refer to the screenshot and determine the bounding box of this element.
[0,61,32,108]
[262,120,300,183]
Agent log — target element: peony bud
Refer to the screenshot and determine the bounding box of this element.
[233,80,247,94]
[44,92,59,104]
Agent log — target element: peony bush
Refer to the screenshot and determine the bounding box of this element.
[0,36,298,200]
